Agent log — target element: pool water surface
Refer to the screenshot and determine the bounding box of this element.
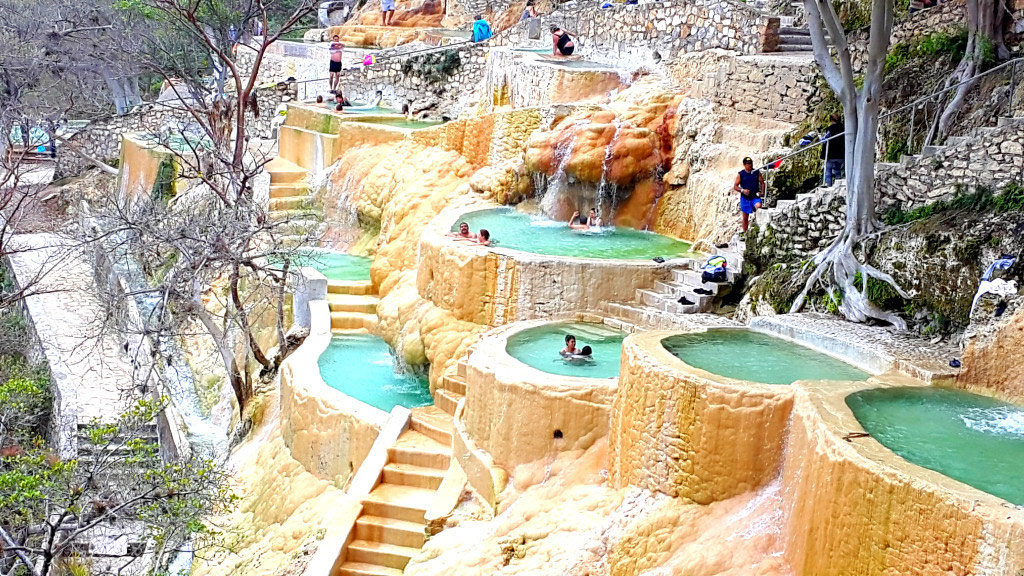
[455,208,696,260]
[505,322,625,379]
[847,386,1024,505]
[661,329,869,385]
[318,334,433,412]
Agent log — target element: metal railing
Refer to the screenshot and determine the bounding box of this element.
[757,55,1024,185]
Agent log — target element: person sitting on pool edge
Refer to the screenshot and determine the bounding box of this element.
[560,334,579,357]
[550,25,575,56]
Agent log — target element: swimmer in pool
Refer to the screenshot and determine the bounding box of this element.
[560,334,579,357]
[586,208,601,227]
[476,229,491,246]
[447,222,476,241]
[564,345,594,364]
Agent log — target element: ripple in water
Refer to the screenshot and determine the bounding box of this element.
[961,406,1024,437]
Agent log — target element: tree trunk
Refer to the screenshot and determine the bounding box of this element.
[792,0,912,329]
[928,0,1010,144]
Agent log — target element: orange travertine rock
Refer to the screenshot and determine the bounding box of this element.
[958,305,1024,402]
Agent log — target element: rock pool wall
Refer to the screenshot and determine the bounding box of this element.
[462,317,618,469]
[279,301,385,486]
[609,331,795,504]
[782,381,1024,576]
[959,302,1024,402]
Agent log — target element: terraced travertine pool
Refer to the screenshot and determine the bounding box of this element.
[504,321,625,379]
[318,334,433,412]
[455,207,696,259]
[661,329,870,385]
[351,118,444,130]
[847,386,1024,505]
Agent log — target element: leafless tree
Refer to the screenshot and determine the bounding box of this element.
[790,0,912,328]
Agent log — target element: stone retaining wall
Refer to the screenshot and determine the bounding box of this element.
[751,124,1024,261]
[848,0,966,73]
[706,53,821,124]
[493,0,779,63]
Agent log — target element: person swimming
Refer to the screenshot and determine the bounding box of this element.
[563,344,594,365]
[560,334,579,357]
[448,222,475,240]
[568,209,601,230]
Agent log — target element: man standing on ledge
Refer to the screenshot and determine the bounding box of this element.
[328,35,344,94]
[381,0,396,26]
[733,156,764,235]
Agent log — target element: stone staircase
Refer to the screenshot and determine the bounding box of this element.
[912,116,1024,161]
[776,26,813,53]
[76,422,161,477]
[265,157,321,246]
[329,279,380,333]
[602,243,744,331]
[337,406,454,576]
[434,359,467,417]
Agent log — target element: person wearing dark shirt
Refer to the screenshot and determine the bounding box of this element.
[733,156,764,234]
[551,25,575,56]
[821,113,845,187]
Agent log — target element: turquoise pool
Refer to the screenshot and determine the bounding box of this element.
[281,249,371,281]
[455,208,696,260]
[505,322,625,379]
[661,329,869,385]
[318,334,432,412]
[352,118,444,130]
[847,387,1024,505]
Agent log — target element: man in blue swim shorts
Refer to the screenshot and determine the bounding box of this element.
[381,0,396,25]
[733,156,764,234]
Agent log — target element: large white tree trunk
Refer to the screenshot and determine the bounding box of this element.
[791,0,911,329]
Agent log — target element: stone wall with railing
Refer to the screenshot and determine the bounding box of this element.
[749,123,1024,262]
[847,0,966,74]
[492,0,779,63]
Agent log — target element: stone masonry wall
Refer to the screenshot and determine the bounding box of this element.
[848,0,966,73]
[492,0,779,63]
[751,124,1024,260]
[56,107,184,179]
[338,43,489,119]
[708,53,821,124]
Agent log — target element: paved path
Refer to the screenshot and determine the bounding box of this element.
[8,233,135,424]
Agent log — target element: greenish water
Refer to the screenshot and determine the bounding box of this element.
[351,118,444,130]
[847,387,1024,505]
[545,59,613,69]
[505,322,625,379]
[661,329,869,385]
[344,106,400,115]
[513,47,551,53]
[456,208,695,260]
[318,334,433,412]
[276,249,371,281]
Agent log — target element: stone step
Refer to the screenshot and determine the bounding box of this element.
[775,199,796,209]
[387,444,450,471]
[361,483,433,524]
[921,145,946,158]
[409,413,452,447]
[779,26,810,35]
[672,268,737,289]
[972,126,998,138]
[328,280,374,295]
[776,44,813,52]
[636,289,701,314]
[345,540,419,570]
[355,515,426,549]
[997,116,1024,127]
[266,157,308,184]
[434,388,462,417]
[269,184,308,199]
[336,561,403,576]
[382,462,446,491]
[779,34,813,45]
[603,302,681,330]
[269,195,313,211]
[945,136,969,146]
[327,293,379,314]
[441,374,466,395]
[330,311,377,331]
[455,360,468,379]
[601,316,638,333]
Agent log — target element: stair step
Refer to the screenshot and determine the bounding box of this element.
[328,280,374,295]
[269,196,313,210]
[388,444,450,470]
[441,374,467,395]
[921,145,946,157]
[336,561,404,576]
[361,484,433,523]
[455,360,468,379]
[354,515,426,549]
[327,293,379,314]
[779,34,813,45]
[997,116,1024,127]
[269,184,308,198]
[346,540,419,570]
[383,462,446,490]
[409,415,452,447]
[434,388,462,416]
[331,311,378,331]
[776,44,813,52]
[672,269,729,292]
[779,26,810,35]
[945,136,969,146]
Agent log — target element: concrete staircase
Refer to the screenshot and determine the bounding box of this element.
[603,243,743,331]
[329,279,380,333]
[265,157,321,246]
[337,407,453,576]
[434,359,467,417]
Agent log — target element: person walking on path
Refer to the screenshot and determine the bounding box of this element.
[821,113,845,187]
[328,35,345,93]
[381,0,396,26]
[733,156,764,234]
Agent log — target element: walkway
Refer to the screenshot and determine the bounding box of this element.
[7,233,136,424]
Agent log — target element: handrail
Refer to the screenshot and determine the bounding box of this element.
[756,55,1024,173]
